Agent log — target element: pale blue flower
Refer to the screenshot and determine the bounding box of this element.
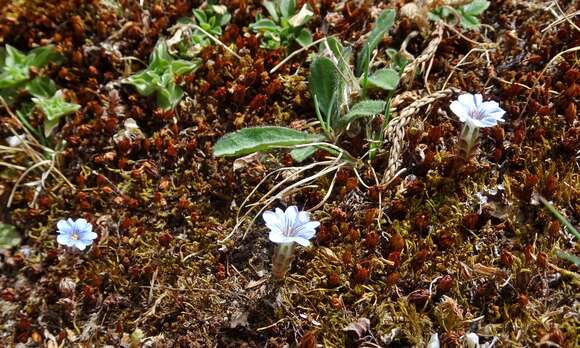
[263,206,319,246]
[450,93,506,128]
[56,218,97,250]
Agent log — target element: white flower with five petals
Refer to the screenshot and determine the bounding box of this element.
[56,218,97,250]
[263,206,320,246]
[450,93,506,128]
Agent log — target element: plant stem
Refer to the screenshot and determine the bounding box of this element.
[272,242,296,279]
[458,123,479,160]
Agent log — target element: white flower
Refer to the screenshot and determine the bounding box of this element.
[450,93,506,128]
[263,206,320,246]
[56,218,97,250]
[6,134,26,147]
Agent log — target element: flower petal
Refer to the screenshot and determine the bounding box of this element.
[294,221,320,240]
[57,234,72,246]
[269,230,290,244]
[57,220,73,234]
[480,101,506,121]
[478,117,500,127]
[450,100,470,121]
[74,240,87,250]
[285,206,298,223]
[297,211,310,225]
[292,237,311,247]
[263,210,281,227]
[81,231,98,241]
[457,93,478,110]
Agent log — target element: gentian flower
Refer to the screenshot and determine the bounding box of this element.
[263,206,319,279]
[450,93,506,128]
[450,93,506,159]
[56,218,97,250]
[263,206,320,246]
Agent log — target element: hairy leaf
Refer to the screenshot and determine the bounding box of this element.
[214,126,324,157]
[342,100,386,126]
[290,146,317,162]
[356,9,396,77]
[310,57,338,121]
[26,76,57,98]
[462,0,490,16]
[367,68,400,91]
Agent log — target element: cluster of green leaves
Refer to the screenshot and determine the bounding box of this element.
[540,197,580,266]
[123,40,199,110]
[429,0,490,30]
[170,2,231,58]
[215,9,409,163]
[0,45,79,140]
[249,0,313,50]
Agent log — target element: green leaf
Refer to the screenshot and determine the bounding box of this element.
[150,40,172,68]
[262,1,279,23]
[290,146,317,162]
[367,68,400,91]
[193,9,208,24]
[280,0,296,18]
[32,90,80,136]
[557,251,580,266]
[462,0,490,16]
[459,14,481,29]
[295,28,313,47]
[309,57,338,121]
[342,100,386,126]
[250,18,280,32]
[0,223,20,249]
[156,84,184,110]
[124,71,158,96]
[169,59,199,76]
[539,196,580,240]
[25,76,57,98]
[288,4,313,27]
[356,9,396,77]
[214,126,325,157]
[5,45,27,67]
[27,45,62,67]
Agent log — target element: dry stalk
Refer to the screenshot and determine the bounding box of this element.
[382,89,457,184]
[400,23,444,89]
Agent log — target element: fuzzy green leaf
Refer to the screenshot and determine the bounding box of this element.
[26,45,62,67]
[367,68,400,91]
[459,14,481,29]
[26,76,57,98]
[280,0,296,18]
[356,9,396,77]
[342,100,386,126]
[250,18,279,32]
[290,145,317,162]
[214,126,325,157]
[295,28,313,47]
[288,4,313,27]
[262,1,280,23]
[462,0,490,16]
[309,57,338,121]
[0,223,20,249]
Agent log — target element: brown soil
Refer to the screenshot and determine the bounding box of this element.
[0,0,578,347]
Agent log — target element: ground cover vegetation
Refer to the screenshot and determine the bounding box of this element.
[0,0,579,346]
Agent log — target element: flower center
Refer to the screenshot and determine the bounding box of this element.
[70,232,80,241]
[468,108,485,120]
